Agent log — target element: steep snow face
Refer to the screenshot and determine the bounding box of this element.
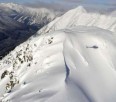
[0,26,116,102]
[38,6,116,34]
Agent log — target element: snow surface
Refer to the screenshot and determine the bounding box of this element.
[0,6,116,102]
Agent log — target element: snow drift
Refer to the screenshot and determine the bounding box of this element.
[0,6,116,102]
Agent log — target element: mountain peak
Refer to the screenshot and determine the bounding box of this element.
[75,6,87,13]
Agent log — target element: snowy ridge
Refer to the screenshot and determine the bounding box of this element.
[0,6,116,102]
[0,26,116,102]
[38,6,116,34]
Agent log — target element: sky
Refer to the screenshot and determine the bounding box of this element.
[0,0,116,11]
[0,0,115,5]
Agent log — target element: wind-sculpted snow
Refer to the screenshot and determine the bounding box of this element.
[0,26,116,102]
[63,27,116,102]
[38,6,116,34]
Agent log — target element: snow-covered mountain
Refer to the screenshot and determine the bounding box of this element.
[0,3,58,58]
[38,6,116,34]
[0,6,116,102]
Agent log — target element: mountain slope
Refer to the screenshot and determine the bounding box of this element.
[0,6,116,102]
[0,3,58,58]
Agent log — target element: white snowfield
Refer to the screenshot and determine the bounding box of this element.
[0,6,116,102]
